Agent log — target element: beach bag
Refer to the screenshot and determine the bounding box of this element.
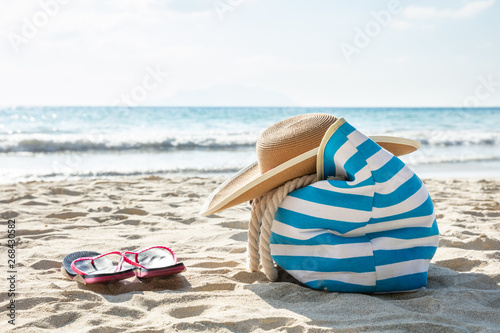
[270,118,439,293]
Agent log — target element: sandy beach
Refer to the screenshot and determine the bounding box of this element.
[1,176,499,332]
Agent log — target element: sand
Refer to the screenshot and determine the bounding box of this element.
[0,176,499,332]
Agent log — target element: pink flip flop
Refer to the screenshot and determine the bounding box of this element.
[123,246,186,279]
[62,251,136,284]
[62,246,185,284]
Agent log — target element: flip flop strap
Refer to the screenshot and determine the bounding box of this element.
[71,246,178,275]
[71,251,132,276]
[121,253,148,270]
[123,245,178,269]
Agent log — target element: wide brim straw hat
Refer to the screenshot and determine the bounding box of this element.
[200,113,420,216]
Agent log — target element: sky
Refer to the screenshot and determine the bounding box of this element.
[0,0,499,107]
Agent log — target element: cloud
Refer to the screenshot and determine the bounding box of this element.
[234,55,341,72]
[391,19,414,30]
[403,0,495,19]
[161,0,213,13]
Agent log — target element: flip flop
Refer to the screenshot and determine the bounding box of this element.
[123,246,186,279]
[61,251,136,284]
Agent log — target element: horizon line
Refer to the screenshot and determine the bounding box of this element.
[2,105,500,109]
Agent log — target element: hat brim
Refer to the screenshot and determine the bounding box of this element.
[200,135,420,216]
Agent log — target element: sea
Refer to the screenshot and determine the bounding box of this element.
[1,106,499,184]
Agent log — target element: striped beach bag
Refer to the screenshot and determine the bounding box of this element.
[270,118,439,293]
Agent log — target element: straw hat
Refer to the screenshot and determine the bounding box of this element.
[200,113,420,216]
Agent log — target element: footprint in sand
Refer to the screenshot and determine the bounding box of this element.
[47,212,87,219]
[161,192,179,198]
[190,261,240,269]
[50,188,83,196]
[169,305,209,319]
[169,216,196,225]
[97,206,113,213]
[115,208,148,216]
[220,221,248,230]
[103,305,144,318]
[120,234,141,240]
[230,231,248,242]
[31,259,61,270]
[231,270,267,284]
[14,297,60,311]
[190,283,236,292]
[22,200,49,206]
[485,211,500,217]
[111,215,129,221]
[0,194,35,204]
[442,235,500,251]
[121,219,141,226]
[17,228,56,237]
[37,312,80,329]
[229,247,246,254]
[464,210,485,217]
[0,211,19,219]
[434,257,483,272]
[188,260,240,276]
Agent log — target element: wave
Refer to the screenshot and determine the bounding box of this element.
[417,136,500,147]
[403,154,500,165]
[0,130,499,153]
[376,129,500,148]
[0,135,256,153]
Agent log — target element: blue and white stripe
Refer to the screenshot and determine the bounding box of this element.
[270,118,438,293]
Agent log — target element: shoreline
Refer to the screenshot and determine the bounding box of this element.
[3,178,500,190]
[2,167,500,185]
[0,176,499,331]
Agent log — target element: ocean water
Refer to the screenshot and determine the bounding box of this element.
[1,106,499,183]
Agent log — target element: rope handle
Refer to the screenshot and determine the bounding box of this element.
[248,174,347,281]
[248,174,318,281]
